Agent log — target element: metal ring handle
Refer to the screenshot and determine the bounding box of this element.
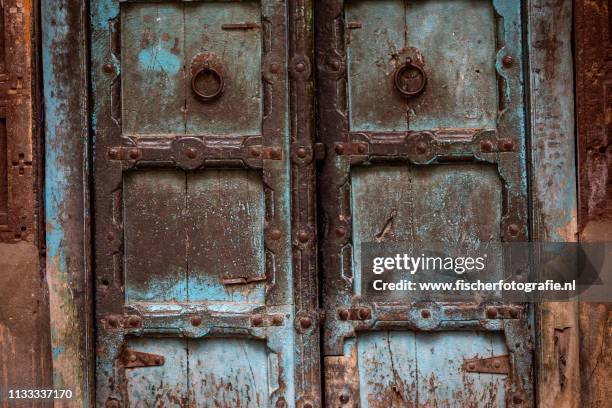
[191,65,224,102]
[394,58,427,98]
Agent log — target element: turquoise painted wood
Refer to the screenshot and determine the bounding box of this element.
[91,1,300,406]
[317,0,534,406]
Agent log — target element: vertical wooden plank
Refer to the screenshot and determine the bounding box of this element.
[188,338,269,407]
[527,1,580,407]
[351,165,502,293]
[184,2,262,136]
[415,332,507,407]
[346,0,406,132]
[356,332,417,408]
[404,0,497,130]
[125,338,188,407]
[121,3,186,135]
[575,1,612,407]
[124,170,187,302]
[42,0,93,404]
[186,170,265,303]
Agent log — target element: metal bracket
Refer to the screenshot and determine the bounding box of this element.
[221,275,267,286]
[462,355,510,374]
[250,313,285,327]
[121,349,165,369]
[337,307,372,321]
[247,145,283,160]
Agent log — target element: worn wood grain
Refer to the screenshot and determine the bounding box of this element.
[185,2,262,136]
[42,0,93,404]
[124,170,187,302]
[527,1,580,407]
[122,3,186,135]
[187,170,265,303]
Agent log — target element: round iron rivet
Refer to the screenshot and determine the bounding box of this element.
[503,140,514,151]
[272,315,283,325]
[358,308,371,320]
[335,226,346,237]
[330,60,341,71]
[103,64,114,74]
[129,353,137,362]
[128,315,141,327]
[486,308,498,319]
[339,392,350,403]
[295,62,306,72]
[493,361,501,369]
[250,147,261,158]
[416,142,427,155]
[300,316,312,329]
[107,316,119,328]
[421,309,431,319]
[303,404,313,408]
[510,309,519,318]
[191,316,202,327]
[338,309,349,320]
[185,147,197,159]
[129,149,139,160]
[271,147,282,159]
[508,224,520,237]
[334,144,345,155]
[296,147,308,158]
[481,140,494,152]
[108,148,118,159]
[468,363,476,371]
[502,55,513,67]
[270,63,281,74]
[298,230,310,243]
[513,394,523,404]
[252,316,264,326]
[269,228,282,241]
[357,144,367,154]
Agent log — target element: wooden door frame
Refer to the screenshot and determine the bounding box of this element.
[41,0,578,407]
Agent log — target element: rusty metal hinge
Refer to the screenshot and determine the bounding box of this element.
[221,275,267,286]
[462,355,510,374]
[121,349,165,369]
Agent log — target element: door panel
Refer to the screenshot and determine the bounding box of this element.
[92,0,301,406]
[354,331,507,407]
[346,0,498,132]
[316,0,533,406]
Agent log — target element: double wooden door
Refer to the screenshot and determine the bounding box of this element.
[91,0,533,406]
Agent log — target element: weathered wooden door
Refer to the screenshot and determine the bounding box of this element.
[91,1,318,406]
[316,1,533,406]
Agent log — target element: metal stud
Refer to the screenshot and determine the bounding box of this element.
[299,316,312,329]
[269,228,282,241]
[297,230,310,243]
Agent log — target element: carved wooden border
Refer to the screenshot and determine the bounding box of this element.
[0,1,36,243]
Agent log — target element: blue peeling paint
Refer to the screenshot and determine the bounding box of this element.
[138,48,181,74]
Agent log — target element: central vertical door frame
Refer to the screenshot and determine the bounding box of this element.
[288,0,322,406]
[527,1,580,407]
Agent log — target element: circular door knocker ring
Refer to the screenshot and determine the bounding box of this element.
[394,57,427,98]
[191,62,225,102]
